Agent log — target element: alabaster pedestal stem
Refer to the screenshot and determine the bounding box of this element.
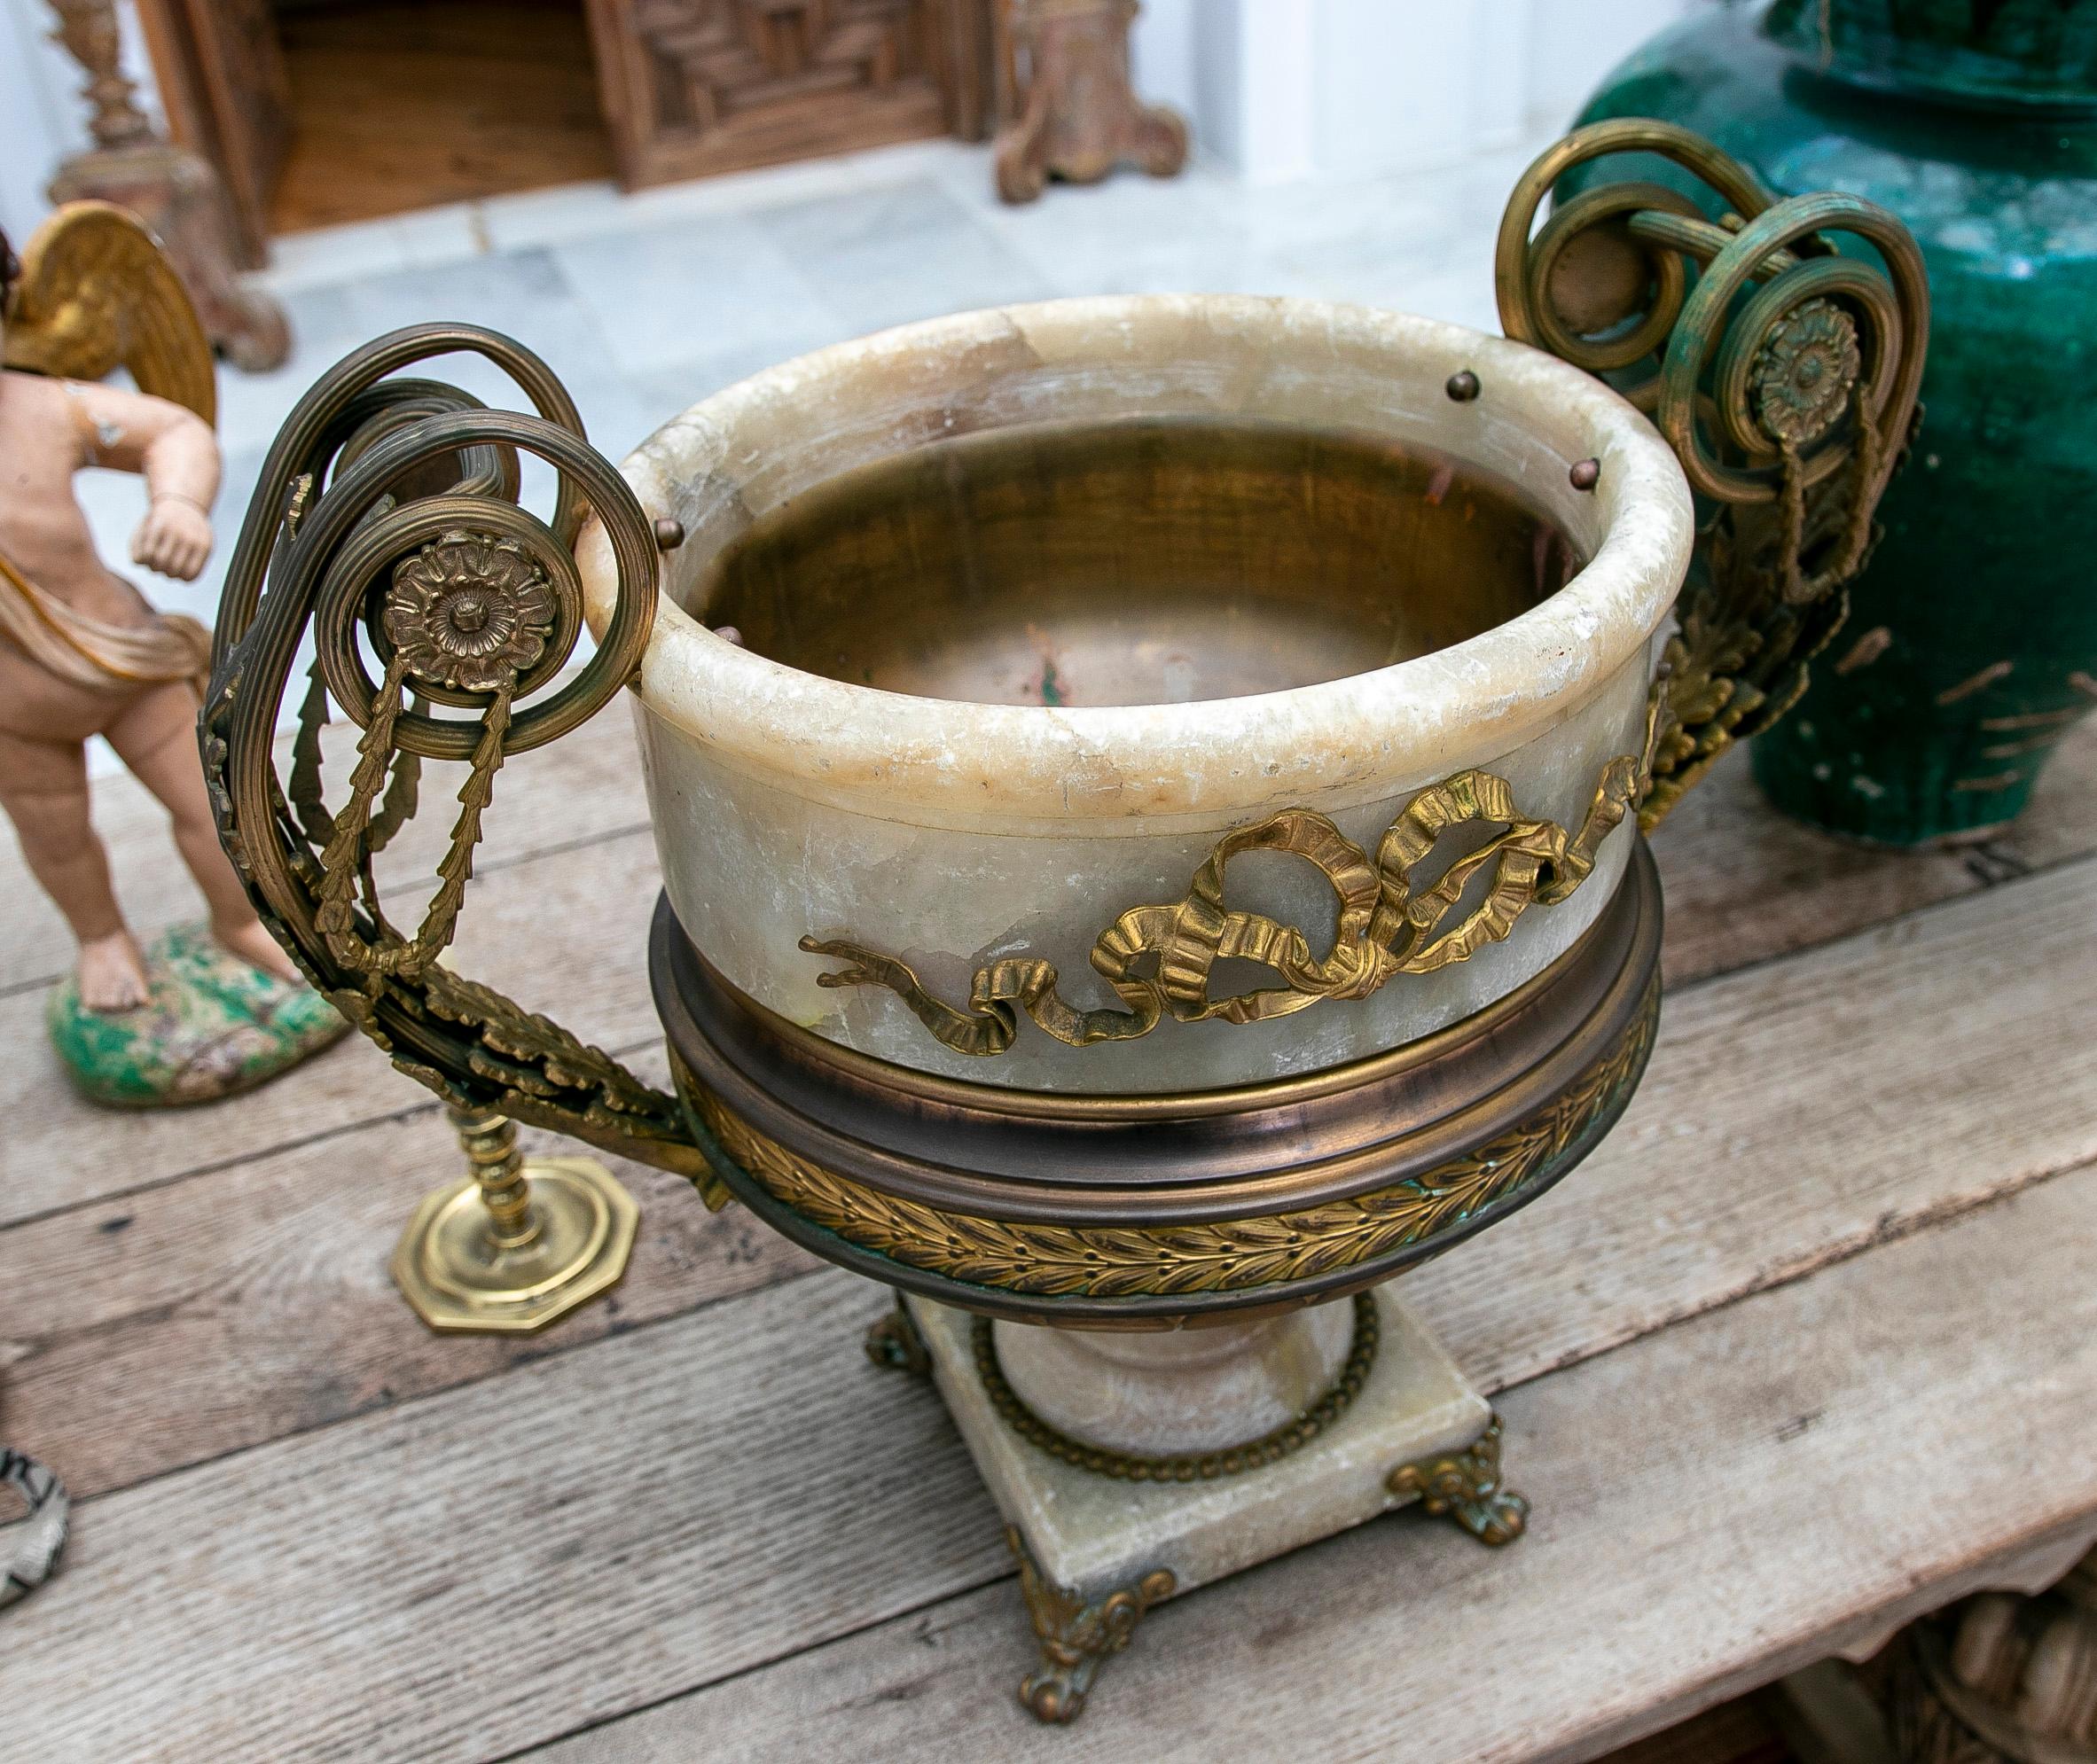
[991,1300,1356,1457]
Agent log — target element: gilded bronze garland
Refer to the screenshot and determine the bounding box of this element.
[680,972,1657,1299]
[973,1293,1379,1482]
[803,754,1644,1058]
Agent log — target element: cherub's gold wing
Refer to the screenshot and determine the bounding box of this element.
[3,200,216,425]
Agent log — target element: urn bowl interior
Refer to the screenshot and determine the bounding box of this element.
[696,414,1582,709]
[583,295,1695,827]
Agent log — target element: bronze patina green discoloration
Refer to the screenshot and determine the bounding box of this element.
[1577,0,2097,843]
[46,921,349,1106]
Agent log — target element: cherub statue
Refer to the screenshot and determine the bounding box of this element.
[1,203,342,1104]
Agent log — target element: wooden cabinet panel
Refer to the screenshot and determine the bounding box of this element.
[134,0,292,263]
[588,0,990,188]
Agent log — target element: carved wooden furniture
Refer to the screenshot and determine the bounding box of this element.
[1890,1548,2097,1762]
[129,0,291,265]
[584,0,994,188]
[43,0,289,370]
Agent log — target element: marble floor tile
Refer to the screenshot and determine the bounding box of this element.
[330,247,658,459]
[209,284,368,459]
[622,324,852,433]
[973,171,1276,300]
[748,178,1057,338]
[552,209,845,381]
[262,215,415,294]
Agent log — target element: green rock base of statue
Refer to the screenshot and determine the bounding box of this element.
[45,922,350,1107]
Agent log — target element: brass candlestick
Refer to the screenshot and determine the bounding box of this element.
[391,1108,638,1333]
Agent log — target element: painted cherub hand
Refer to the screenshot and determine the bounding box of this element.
[130,495,214,581]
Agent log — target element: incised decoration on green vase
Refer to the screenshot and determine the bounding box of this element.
[1578,0,2097,843]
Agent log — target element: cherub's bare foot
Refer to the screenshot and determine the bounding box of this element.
[213,915,301,985]
[78,930,152,1013]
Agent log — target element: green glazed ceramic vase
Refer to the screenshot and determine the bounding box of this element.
[1578,0,2097,844]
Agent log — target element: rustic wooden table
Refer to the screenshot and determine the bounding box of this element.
[4,715,2095,1763]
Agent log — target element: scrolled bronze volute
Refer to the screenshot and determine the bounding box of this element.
[202,323,708,1180]
[1498,118,1929,826]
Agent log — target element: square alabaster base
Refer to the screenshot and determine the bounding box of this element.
[901,1287,1527,1722]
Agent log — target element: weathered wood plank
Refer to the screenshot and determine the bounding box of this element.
[524,1168,2097,1764]
[0,818,663,1228]
[6,862,2097,1759]
[1410,847,2097,1393]
[0,1268,1012,1762]
[0,706,651,998]
[1653,719,2097,988]
[10,836,2097,1524]
[0,1097,821,1503]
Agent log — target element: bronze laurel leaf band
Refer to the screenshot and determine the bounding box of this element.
[679,975,1657,1300]
[802,754,1644,1059]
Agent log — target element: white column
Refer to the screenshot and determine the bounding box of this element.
[1134,0,1721,188]
[1522,0,1720,134]
[1142,0,1315,185]
[1,0,76,242]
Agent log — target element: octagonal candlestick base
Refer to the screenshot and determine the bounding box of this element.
[391,1107,638,1333]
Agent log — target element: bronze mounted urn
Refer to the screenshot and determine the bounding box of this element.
[203,123,1928,1721]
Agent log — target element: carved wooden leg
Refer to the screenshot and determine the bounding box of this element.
[1128,102,1189,179]
[1388,1414,1530,1547]
[43,0,290,371]
[1887,1549,2097,1763]
[1008,1526,1174,1723]
[991,0,1188,206]
[993,87,1052,205]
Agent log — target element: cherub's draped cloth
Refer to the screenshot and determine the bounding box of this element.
[0,547,209,697]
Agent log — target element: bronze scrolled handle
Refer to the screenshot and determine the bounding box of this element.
[1497,119,1930,830]
[201,323,709,1180]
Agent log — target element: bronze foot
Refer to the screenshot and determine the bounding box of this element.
[1388,1413,1530,1547]
[1008,1527,1174,1723]
[864,1294,931,1377]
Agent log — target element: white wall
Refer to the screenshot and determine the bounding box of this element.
[0,0,163,246]
[1134,0,1726,184]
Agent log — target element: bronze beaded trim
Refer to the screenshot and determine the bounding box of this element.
[971,1292,1380,1482]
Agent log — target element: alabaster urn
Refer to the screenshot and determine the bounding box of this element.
[204,122,1927,1721]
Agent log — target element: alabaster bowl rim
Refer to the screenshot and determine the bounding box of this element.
[580,293,1694,819]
